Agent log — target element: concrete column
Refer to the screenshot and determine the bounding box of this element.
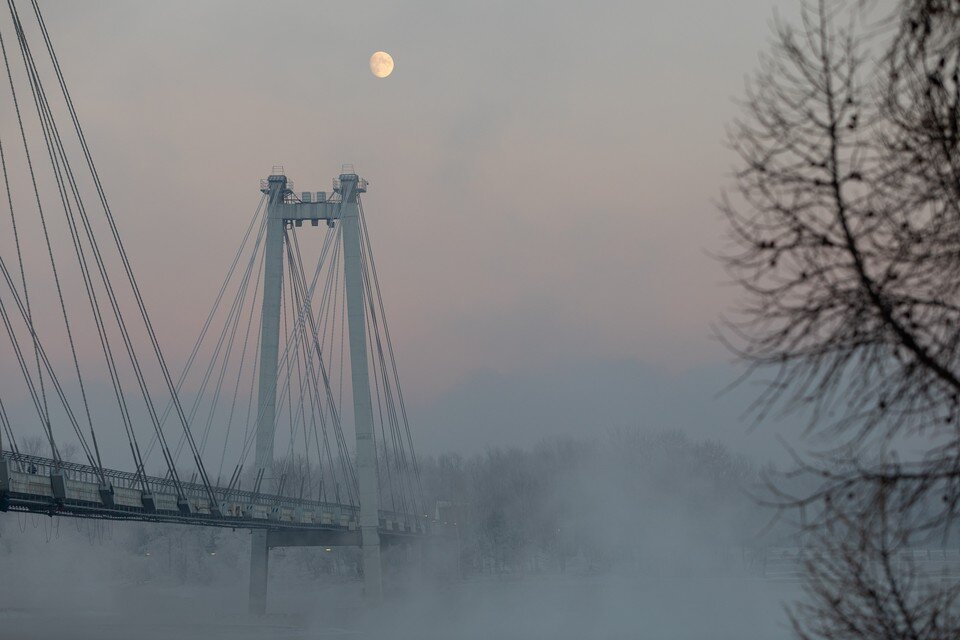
[249,174,287,614]
[249,530,269,614]
[339,173,383,601]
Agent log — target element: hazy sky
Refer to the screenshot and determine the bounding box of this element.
[3,1,812,460]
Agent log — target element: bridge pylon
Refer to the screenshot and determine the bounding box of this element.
[248,168,383,613]
[338,173,384,602]
[248,173,286,614]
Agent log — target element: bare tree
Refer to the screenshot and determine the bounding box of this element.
[723,0,960,446]
[791,493,960,640]
[19,435,47,457]
[722,0,960,636]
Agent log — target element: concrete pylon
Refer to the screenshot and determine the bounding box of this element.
[247,169,383,613]
[249,173,287,614]
[338,172,383,601]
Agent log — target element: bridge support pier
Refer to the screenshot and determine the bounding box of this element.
[249,530,269,614]
[361,526,383,598]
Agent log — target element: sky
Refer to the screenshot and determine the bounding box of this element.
[0,0,815,463]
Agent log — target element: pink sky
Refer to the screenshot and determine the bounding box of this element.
[1,0,804,458]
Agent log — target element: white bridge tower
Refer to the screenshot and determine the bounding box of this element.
[249,168,383,613]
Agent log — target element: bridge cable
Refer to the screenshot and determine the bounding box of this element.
[0,393,20,458]
[307,239,345,506]
[319,234,348,503]
[188,214,268,459]
[286,232,352,504]
[6,1,176,491]
[281,236,318,490]
[142,195,265,463]
[1,18,112,477]
[224,293,262,496]
[159,213,267,470]
[1,19,148,489]
[260,225,352,504]
[216,231,266,487]
[281,250,320,499]
[285,227,359,504]
[284,229,355,504]
[277,270,295,496]
[4,2,157,484]
[0,256,104,476]
[232,224,344,497]
[366,294,398,513]
[0,135,51,460]
[281,228,343,499]
[358,198,424,515]
[0,23,58,464]
[307,229,345,504]
[27,0,220,507]
[363,250,412,516]
[294,280,326,502]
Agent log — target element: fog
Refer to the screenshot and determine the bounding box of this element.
[0,430,800,639]
[0,0,823,637]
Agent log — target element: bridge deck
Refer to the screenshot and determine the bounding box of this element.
[0,452,426,543]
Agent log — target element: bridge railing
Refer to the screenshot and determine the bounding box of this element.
[0,451,337,510]
[0,451,427,535]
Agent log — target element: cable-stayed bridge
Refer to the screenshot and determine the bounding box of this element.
[0,0,428,612]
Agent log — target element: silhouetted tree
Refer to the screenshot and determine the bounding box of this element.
[722,0,960,637]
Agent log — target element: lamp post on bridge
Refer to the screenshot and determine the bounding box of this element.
[249,168,383,614]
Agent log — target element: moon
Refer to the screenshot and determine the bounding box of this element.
[370,51,394,78]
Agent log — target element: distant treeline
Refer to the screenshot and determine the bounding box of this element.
[418,429,780,577]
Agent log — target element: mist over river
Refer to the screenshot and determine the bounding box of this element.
[0,431,798,640]
[0,558,796,639]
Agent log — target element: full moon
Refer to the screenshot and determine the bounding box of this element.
[370,51,394,78]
